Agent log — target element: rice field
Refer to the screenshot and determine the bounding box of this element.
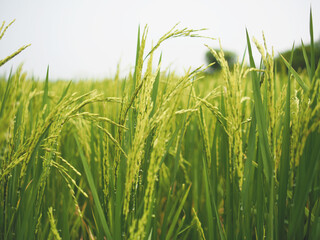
[1,12,320,240]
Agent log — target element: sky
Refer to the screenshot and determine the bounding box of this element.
[0,0,319,80]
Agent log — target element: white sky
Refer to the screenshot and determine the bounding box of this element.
[0,0,319,80]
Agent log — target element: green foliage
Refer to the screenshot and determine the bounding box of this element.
[1,12,320,240]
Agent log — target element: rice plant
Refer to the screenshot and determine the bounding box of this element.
[0,10,320,240]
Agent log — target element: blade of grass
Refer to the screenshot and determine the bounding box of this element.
[57,81,72,104]
[165,185,191,240]
[173,215,186,240]
[202,153,226,240]
[255,144,264,240]
[132,25,141,92]
[42,66,49,108]
[277,43,294,240]
[309,8,315,79]
[246,29,272,184]
[74,135,112,240]
[150,53,162,118]
[42,66,50,120]
[301,40,311,81]
[218,90,230,239]
[159,192,175,240]
[114,144,127,239]
[199,104,226,240]
[242,111,257,240]
[0,69,12,117]
[280,54,309,92]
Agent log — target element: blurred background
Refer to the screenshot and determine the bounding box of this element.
[0,0,319,80]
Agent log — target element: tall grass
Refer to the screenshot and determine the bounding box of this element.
[1,12,320,239]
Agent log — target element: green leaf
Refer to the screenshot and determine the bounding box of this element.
[165,185,191,240]
[242,111,257,240]
[150,53,162,118]
[0,69,13,118]
[309,8,315,79]
[301,40,311,81]
[132,25,141,93]
[57,81,72,104]
[42,66,50,119]
[74,135,112,240]
[277,43,294,240]
[246,29,272,184]
[280,54,309,92]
